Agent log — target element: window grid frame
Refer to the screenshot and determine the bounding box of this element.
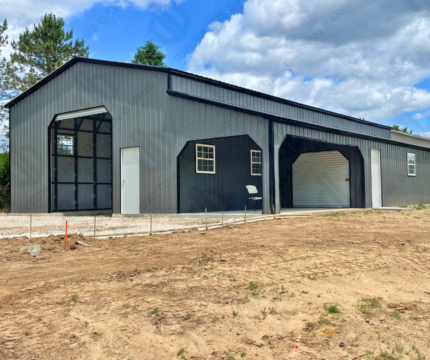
[195,143,216,174]
[407,152,416,177]
[57,135,74,156]
[250,149,262,176]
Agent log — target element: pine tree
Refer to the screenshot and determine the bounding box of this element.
[132,41,166,66]
[0,18,20,148]
[10,13,89,88]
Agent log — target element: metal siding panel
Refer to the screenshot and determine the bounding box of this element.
[273,122,430,210]
[171,75,391,139]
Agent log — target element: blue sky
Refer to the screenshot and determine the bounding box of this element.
[3,0,430,135]
[67,0,239,70]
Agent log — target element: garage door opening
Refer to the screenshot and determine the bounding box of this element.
[292,151,350,208]
[48,106,113,212]
[279,136,365,209]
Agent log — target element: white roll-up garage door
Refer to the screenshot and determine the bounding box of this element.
[292,151,350,208]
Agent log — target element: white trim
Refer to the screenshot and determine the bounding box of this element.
[407,153,416,177]
[250,149,262,176]
[55,107,107,121]
[196,144,216,174]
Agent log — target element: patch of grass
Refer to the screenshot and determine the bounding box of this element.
[374,352,399,360]
[227,356,235,360]
[249,281,258,291]
[251,290,260,298]
[272,296,281,301]
[415,204,426,210]
[71,293,79,302]
[318,317,327,325]
[240,352,246,357]
[261,308,267,317]
[232,310,239,317]
[301,291,309,294]
[412,345,426,360]
[123,303,130,309]
[389,311,401,320]
[292,311,298,315]
[320,212,346,217]
[269,307,276,315]
[358,297,381,310]
[177,348,189,360]
[409,315,418,321]
[83,321,89,328]
[149,308,159,317]
[325,304,340,314]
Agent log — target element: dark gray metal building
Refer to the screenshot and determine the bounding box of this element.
[5,57,430,214]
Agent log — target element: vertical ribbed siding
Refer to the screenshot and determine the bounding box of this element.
[10,62,271,214]
[273,122,430,211]
[171,75,391,139]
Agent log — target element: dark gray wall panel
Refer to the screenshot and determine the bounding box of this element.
[179,136,263,213]
[274,123,430,211]
[171,75,391,139]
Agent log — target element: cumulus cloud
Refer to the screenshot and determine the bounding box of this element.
[187,0,430,125]
[1,0,182,42]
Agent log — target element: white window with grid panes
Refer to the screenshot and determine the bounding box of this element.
[251,150,262,176]
[407,153,416,176]
[196,144,215,174]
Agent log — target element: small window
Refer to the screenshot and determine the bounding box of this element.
[196,144,215,174]
[57,135,74,155]
[407,153,416,176]
[251,150,262,176]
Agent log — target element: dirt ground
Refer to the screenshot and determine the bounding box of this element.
[1,208,430,360]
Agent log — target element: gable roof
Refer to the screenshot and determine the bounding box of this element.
[4,56,392,130]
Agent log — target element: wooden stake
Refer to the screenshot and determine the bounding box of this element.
[65,221,68,248]
[205,208,208,231]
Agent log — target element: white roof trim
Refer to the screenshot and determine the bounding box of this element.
[55,107,107,121]
[391,130,430,142]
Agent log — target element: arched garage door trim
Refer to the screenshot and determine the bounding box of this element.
[278,135,365,208]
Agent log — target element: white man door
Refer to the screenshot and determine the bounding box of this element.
[371,149,382,208]
[121,147,140,214]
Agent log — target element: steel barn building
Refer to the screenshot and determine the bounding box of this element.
[5,57,430,215]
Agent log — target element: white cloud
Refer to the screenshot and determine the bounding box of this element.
[187,0,430,124]
[413,110,430,119]
[1,0,183,47]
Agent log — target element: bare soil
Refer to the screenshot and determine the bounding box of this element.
[1,208,430,360]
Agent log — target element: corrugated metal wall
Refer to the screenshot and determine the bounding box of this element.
[274,123,430,211]
[10,61,270,213]
[171,75,392,139]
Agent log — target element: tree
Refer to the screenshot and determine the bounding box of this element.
[10,13,89,88]
[393,125,412,134]
[0,152,9,210]
[131,41,166,66]
[0,18,20,149]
